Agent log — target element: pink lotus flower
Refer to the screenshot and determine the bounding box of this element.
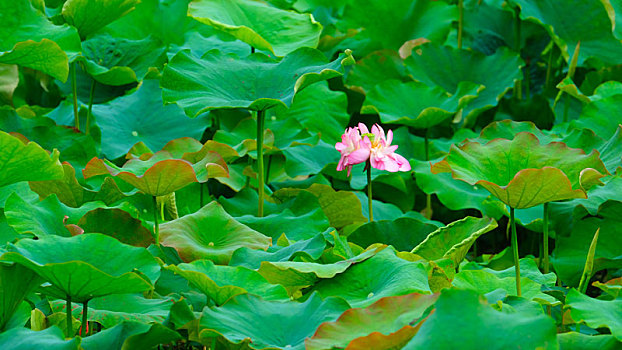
[359,123,411,172]
[335,123,411,175]
[335,126,371,176]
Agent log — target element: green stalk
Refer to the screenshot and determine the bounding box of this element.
[422,131,433,219]
[86,79,95,135]
[578,228,600,294]
[152,196,160,245]
[457,0,464,49]
[510,207,522,297]
[80,301,89,337]
[66,295,72,337]
[71,62,80,130]
[545,41,554,90]
[367,159,373,222]
[200,182,204,208]
[256,109,265,217]
[542,202,550,274]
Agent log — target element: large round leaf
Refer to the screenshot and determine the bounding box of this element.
[167,260,288,306]
[403,289,558,350]
[159,202,271,264]
[431,132,608,208]
[81,321,181,350]
[309,248,432,308]
[404,43,523,123]
[0,131,63,188]
[229,233,327,269]
[189,0,322,57]
[347,217,439,252]
[93,79,210,159]
[0,263,42,331]
[514,0,622,66]
[565,289,622,341]
[0,326,80,350]
[197,293,350,350]
[362,80,482,129]
[306,293,438,350]
[161,47,354,116]
[0,233,160,302]
[61,0,140,40]
[0,0,81,81]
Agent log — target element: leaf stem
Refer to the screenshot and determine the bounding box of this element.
[153,195,160,245]
[545,41,554,90]
[66,295,72,337]
[256,109,265,217]
[71,62,80,130]
[367,159,373,222]
[543,202,550,274]
[86,78,95,135]
[80,300,88,337]
[423,130,433,219]
[457,0,463,49]
[510,207,521,297]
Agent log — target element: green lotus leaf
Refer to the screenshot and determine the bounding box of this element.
[309,248,431,308]
[77,208,153,247]
[593,277,622,298]
[463,258,556,287]
[514,0,622,66]
[234,205,330,241]
[573,94,622,141]
[282,140,339,178]
[61,0,140,40]
[167,260,289,306]
[348,217,440,252]
[0,263,42,331]
[0,0,81,80]
[52,293,174,328]
[452,269,558,305]
[596,125,622,174]
[29,162,125,208]
[403,289,558,350]
[554,201,622,286]
[565,289,622,341]
[405,43,523,123]
[335,0,455,56]
[257,249,378,295]
[83,146,228,196]
[306,293,438,350]
[159,202,271,264]
[412,217,497,266]
[0,326,80,350]
[345,50,408,95]
[161,47,354,117]
[431,132,609,209]
[0,63,18,104]
[0,131,64,188]
[557,332,621,350]
[78,33,166,85]
[229,233,327,269]
[362,80,482,129]
[0,233,160,303]
[93,79,210,159]
[156,138,239,164]
[197,293,350,350]
[189,0,322,56]
[4,193,113,237]
[81,321,181,350]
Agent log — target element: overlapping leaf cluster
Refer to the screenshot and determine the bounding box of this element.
[0,0,621,349]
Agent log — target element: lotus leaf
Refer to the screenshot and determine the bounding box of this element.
[345,50,408,94]
[404,289,558,349]
[77,208,153,247]
[306,293,438,350]
[0,263,42,331]
[0,131,64,188]
[167,260,289,305]
[593,277,622,298]
[61,0,140,40]
[80,321,181,350]
[362,80,482,129]
[557,332,621,350]
[189,0,322,56]
[432,132,608,209]
[93,79,211,159]
[565,289,622,341]
[348,217,439,252]
[514,0,622,65]
[159,202,271,264]
[0,326,80,350]
[161,47,354,117]
[29,162,125,208]
[52,293,174,328]
[405,43,523,123]
[229,233,327,269]
[197,293,350,350]
[309,248,431,308]
[0,233,159,302]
